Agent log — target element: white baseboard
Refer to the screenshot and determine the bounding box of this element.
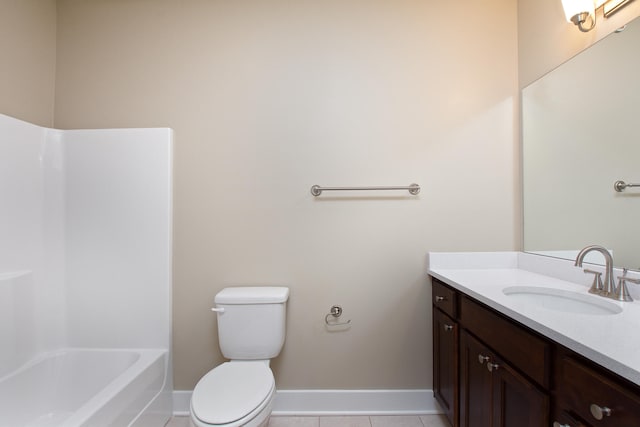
[173,389,441,417]
[173,390,192,416]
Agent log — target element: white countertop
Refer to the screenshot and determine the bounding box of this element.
[428,251,640,387]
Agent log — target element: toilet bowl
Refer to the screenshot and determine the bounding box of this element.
[189,287,289,427]
[190,362,275,427]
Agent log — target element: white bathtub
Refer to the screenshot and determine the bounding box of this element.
[0,348,169,427]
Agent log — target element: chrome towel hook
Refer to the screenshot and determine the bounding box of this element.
[324,305,351,327]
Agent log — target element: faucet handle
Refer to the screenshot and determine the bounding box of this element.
[612,269,637,302]
[583,269,604,294]
[618,269,640,285]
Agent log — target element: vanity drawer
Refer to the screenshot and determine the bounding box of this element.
[460,296,550,388]
[432,279,457,318]
[557,356,640,427]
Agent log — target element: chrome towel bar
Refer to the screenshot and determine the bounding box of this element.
[310,183,420,197]
[614,180,640,192]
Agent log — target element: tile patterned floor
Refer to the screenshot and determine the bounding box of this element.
[166,415,449,427]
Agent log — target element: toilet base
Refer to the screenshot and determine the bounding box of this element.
[189,416,269,427]
[189,389,275,427]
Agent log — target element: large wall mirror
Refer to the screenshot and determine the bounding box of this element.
[523,16,640,270]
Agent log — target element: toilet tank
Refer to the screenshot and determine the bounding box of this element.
[214,287,289,360]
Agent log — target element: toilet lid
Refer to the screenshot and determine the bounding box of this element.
[192,362,274,425]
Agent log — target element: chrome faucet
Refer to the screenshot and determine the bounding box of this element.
[574,245,616,297]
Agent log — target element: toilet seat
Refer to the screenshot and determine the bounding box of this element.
[191,362,275,426]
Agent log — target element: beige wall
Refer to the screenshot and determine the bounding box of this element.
[518,0,640,87]
[0,0,57,126]
[53,0,519,390]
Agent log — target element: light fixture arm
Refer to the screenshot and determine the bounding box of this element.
[571,11,596,32]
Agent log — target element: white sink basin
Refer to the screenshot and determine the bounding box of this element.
[502,286,623,315]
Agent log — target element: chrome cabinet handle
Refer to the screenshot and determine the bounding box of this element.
[478,354,490,364]
[486,362,500,372]
[590,404,612,420]
[443,324,454,332]
[553,422,570,427]
[435,295,446,302]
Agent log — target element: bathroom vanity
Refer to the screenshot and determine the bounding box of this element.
[428,252,640,427]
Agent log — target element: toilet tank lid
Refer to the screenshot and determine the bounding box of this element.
[215,287,290,304]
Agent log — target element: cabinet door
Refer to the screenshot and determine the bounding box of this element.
[433,308,459,427]
[460,330,549,427]
[460,331,492,427]
[491,356,549,427]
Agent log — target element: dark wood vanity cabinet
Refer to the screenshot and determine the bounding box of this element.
[433,278,548,427]
[432,280,459,426]
[431,276,640,427]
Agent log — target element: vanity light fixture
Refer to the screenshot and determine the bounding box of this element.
[561,0,636,32]
[562,0,596,32]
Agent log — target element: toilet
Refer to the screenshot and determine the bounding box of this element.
[190,286,290,427]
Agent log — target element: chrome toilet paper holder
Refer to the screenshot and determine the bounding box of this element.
[324,305,351,327]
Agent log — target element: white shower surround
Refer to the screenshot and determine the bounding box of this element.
[0,114,173,426]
